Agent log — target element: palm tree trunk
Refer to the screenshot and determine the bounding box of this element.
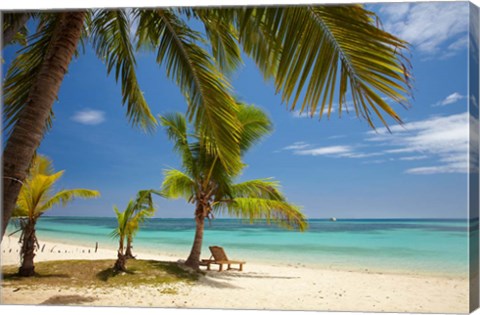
[114,237,127,271]
[1,11,86,242]
[19,219,37,277]
[185,207,205,270]
[114,251,127,272]
[125,235,135,259]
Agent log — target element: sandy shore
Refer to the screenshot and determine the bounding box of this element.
[1,236,469,313]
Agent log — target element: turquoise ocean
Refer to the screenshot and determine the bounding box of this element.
[6,217,471,277]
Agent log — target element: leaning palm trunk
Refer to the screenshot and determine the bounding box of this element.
[1,12,86,241]
[185,205,206,270]
[19,219,38,277]
[125,235,135,259]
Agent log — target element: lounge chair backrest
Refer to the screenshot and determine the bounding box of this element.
[209,246,229,261]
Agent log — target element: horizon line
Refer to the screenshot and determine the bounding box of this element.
[39,215,471,220]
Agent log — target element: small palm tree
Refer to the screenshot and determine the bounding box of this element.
[111,190,156,272]
[160,104,308,270]
[12,155,100,277]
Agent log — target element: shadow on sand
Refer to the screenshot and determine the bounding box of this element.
[95,259,198,282]
[195,268,300,289]
[3,272,70,280]
[40,295,96,305]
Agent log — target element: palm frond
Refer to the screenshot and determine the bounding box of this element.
[90,9,157,132]
[193,8,243,74]
[2,12,30,48]
[12,205,29,218]
[127,207,155,237]
[39,188,100,213]
[132,189,156,214]
[235,6,411,128]
[230,178,285,201]
[161,169,196,201]
[136,9,242,175]
[214,197,307,231]
[237,103,272,153]
[3,13,59,138]
[14,171,64,219]
[29,154,54,176]
[232,8,281,80]
[159,113,198,178]
[111,205,128,240]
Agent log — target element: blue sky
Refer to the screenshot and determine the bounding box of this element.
[2,2,474,219]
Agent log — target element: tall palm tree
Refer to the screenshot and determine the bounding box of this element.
[160,104,308,270]
[111,189,156,271]
[11,155,100,277]
[2,6,412,241]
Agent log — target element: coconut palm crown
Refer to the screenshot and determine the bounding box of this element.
[12,155,100,276]
[160,104,307,270]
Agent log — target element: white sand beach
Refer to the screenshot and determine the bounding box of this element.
[1,236,469,313]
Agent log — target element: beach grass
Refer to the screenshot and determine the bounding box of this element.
[2,259,199,289]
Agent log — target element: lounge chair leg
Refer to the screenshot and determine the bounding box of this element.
[239,264,243,271]
[227,264,231,270]
[207,264,210,271]
[219,264,223,271]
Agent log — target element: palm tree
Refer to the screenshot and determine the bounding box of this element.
[2,6,412,241]
[11,155,100,277]
[111,190,156,271]
[160,104,308,270]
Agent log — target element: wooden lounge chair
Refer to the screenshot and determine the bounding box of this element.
[200,246,245,271]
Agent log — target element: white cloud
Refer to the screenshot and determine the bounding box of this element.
[283,112,473,175]
[284,111,472,174]
[283,142,383,159]
[441,37,468,59]
[282,141,311,150]
[292,102,353,118]
[379,2,469,58]
[432,92,466,107]
[406,165,464,175]
[398,155,428,161]
[368,112,469,174]
[362,159,387,165]
[379,3,411,22]
[71,109,106,125]
[338,152,384,159]
[292,108,335,119]
[293,145,353,156]
[328,135,346,140]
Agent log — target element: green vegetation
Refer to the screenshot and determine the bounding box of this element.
[2,259,198,289]
[111,190,157,271]
[11,155,100,277]
[160,104,307,270]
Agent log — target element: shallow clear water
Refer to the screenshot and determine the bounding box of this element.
[6,217,469,276]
